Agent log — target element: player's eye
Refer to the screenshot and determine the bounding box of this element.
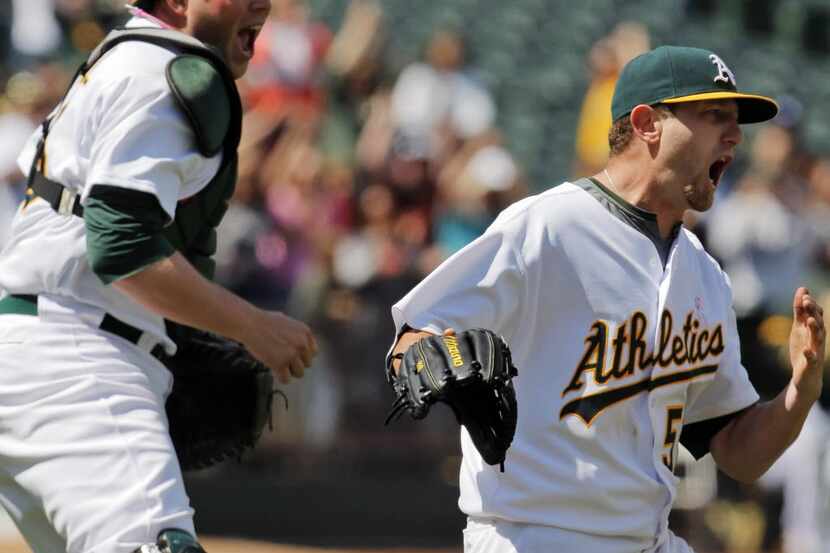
[705,109,735,123]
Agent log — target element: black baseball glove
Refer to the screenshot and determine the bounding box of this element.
[162,327,281,471]
[385,328,518,470]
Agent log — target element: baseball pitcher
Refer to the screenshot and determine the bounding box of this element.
[387,46,825,553]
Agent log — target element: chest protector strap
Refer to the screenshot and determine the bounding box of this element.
[28,27,242,279]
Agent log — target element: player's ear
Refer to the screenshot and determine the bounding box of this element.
[630,104,662,146]
[156,0,188,21]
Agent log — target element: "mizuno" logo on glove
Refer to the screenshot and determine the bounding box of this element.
[443,336,465,367]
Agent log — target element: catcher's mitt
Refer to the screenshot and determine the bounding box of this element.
[385,328,518,470]
[162,328,281,471]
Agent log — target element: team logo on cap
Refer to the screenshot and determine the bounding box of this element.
[709,54,736,86]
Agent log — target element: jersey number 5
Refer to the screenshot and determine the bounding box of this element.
[662,405,684,472]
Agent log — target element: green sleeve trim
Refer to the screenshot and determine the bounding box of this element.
[84,185,176,285]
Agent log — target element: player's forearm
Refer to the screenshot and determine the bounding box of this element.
[710,380,818,482]
[113,251,259,342]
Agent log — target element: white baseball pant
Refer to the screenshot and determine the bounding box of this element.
[0,313,195,553]
[463,517,695,553]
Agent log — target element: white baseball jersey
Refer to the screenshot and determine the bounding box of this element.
[0,15,221,352]
[391,180,759,551]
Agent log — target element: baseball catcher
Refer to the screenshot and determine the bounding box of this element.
[385,328,518,471]
[0,1,318,550]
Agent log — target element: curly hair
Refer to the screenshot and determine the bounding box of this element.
[608,117,634,157]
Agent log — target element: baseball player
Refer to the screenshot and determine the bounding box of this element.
[0,1,317,552]
[388,46,826,553]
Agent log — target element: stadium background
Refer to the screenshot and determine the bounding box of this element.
[1,0,829,552]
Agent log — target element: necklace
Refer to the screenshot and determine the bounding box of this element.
[603,168,616,190]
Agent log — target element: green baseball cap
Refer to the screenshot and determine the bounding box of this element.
[611,45,778,124]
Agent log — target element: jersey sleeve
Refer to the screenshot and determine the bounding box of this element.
[391,213,528,340]
[82,72,221,220]
[84,185,175,284]
[684,271,760,427]
[679,404,755,459]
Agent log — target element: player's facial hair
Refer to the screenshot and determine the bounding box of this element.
[670,125,715,212]
[683,180,714,212]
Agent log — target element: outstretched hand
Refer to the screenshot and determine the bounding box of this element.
[789,287,826,399]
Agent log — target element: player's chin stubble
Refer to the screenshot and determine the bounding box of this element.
[683,181,715,212]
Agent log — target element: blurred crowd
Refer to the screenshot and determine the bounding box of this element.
[1,1,829,552]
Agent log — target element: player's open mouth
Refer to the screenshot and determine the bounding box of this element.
[237,25,262,59]
[708,156,732,187]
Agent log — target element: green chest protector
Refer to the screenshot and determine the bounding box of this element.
[28,27,242,280]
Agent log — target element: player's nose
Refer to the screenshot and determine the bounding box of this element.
[724,120,742,147]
